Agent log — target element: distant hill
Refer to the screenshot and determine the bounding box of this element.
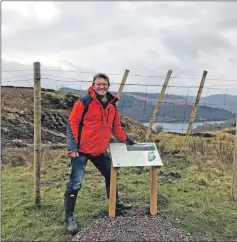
[1,87,154,147]
[59,87,235,123]
[187,94,237,113]
[59,87,87,95]
[124,92,237,113]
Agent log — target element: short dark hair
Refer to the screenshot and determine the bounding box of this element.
[93,73,110,86]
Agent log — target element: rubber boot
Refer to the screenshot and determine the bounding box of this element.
[64,189,79,235]
[105,183,133,210]
[116,199,133,209]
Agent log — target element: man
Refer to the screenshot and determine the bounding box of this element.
[65,73,136,235]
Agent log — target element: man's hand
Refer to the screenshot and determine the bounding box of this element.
[126,136,137,145]
[67,151,79,158]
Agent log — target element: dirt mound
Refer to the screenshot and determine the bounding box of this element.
[73,215,193,241]
[1,87,156,147]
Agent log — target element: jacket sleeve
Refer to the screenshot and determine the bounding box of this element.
[112,110,128,143]
[66,101,84,151]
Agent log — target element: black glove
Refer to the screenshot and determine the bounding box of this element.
[126,136,136,145]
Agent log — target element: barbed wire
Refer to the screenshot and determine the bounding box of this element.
[1,74,33,81]
[2,86,235,134]
[3,77,237,89]
[2,70,236,134]
[40,71,237,82]
[1,68,237,82]
[1,69,33,72]
[1,79,33,83]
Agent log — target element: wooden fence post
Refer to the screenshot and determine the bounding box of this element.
[144,70,172,216]
[109,69,129,217]
[34,62,41,208]
[117,69,130,103]
[186,70,208,136]
[232,114,237,200]
[145,70,172,141]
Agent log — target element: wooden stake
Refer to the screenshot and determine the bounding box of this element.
[145,70,172,141]
[144,71,171,216]
[108,69,129,217]
[109,165,118,217]
[150,166,158,215]
[186,70,208,136]
[232,114,237,200]
[34,62,41,208]
[116,69,129,105]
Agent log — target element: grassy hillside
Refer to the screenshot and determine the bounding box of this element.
[1,87,156,147]
[2,133,237,241]
[1,87,237,241]
[58,87,235,123]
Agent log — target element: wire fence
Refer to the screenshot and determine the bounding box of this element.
[2,67,237,203]
[1,68,237,140]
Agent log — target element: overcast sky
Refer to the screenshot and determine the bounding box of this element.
[2,1,237,96]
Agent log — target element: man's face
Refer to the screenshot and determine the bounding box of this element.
[93,77,109,96]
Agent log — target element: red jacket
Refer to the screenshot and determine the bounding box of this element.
[66,86,131,156]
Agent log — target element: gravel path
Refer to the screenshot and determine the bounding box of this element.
[72,214,194,241]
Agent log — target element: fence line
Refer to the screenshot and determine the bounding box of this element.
[2,86,236,133]
[2,68,237,82]
[3,78,237,88]
[1,64,237,207]
[1,72,237,134]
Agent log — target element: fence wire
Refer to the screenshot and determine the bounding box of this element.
[1,70,237,136]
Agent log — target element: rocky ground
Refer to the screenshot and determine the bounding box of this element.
[72,214,194,241]
[1,87,157,148]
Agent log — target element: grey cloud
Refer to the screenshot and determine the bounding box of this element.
[160,27,232,59]
[2,1,237,96]
[3,2,235,55]
[2,2,153,54]
[203,2,237,30]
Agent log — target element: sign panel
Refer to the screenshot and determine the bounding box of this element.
[109,142,163,167]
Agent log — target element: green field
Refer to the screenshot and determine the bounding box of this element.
[2,132,237,241]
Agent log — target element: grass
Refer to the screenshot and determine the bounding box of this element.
[2,133,237,241]
[2,149,109,241]
[159,155,237,241]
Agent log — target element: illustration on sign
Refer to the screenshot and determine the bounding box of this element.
[148,151,156,162]
[109,142,163,167]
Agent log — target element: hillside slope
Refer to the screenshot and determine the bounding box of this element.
[59,87,235,122]
[1,87,156,147]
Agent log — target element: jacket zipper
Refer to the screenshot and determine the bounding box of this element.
[106,108,110,123]
[100,106,104,123]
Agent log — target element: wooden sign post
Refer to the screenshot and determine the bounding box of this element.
[150,166,158,215]
[109,166,118,217]
[109,164,160,217]
[108,143,163,217]
[109,69,130,216]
